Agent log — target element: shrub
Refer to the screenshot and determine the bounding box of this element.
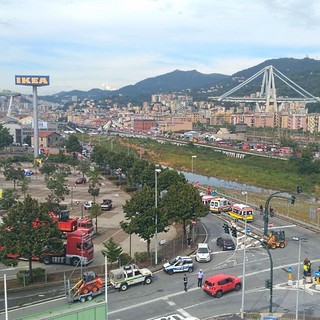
[134,252,151,264]
[16,268,45,286]
[124,186,137,192]
[119,253,132,266]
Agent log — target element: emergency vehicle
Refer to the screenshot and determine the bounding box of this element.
[163,256,194,274]
[209,197,231,213]
[109,264,153,291]
[228,203,254,221]
[202,195,216,205]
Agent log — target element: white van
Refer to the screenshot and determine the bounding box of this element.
[195,243,211,262]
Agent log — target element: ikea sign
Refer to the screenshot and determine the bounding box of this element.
[15,75,50,86]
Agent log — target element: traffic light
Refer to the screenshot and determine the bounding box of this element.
[297,186,302,194]
[291,195,296,204]
[223,223,229,234]
[231,226,237,238]
[265,279,272,289]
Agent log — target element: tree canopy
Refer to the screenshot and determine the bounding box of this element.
[0,124,13,149]
[121,185,169,254]
[0,195,63,276]
[64,134,82,153]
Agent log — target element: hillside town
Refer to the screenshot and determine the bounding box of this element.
[0,88,318,151]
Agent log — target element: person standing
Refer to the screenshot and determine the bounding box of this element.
[183,274,188,292]
[197,269,204,287]
[259,204,263,215]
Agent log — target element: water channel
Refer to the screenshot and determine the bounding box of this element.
[182,170,281,195]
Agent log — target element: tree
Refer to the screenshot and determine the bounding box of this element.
[64,134,82,153]
[21,176,31,198]
[121,185,169,255]
[0,123,13,149]
[87,166,101,203]
[0,189,19,210]
[3,164,25,190]
[89,203,102,235]
[157,168,186,191]
[23,135,31,146]
[39,163,58,176]
[101,237,123,264]
[161,182,207,235]
[0,195,63,278]
[45,169,69,203]
[77,158,91,179]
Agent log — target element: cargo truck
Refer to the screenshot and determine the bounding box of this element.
[40,230,94,266]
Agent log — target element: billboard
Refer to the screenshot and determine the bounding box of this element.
[15,75,50,86]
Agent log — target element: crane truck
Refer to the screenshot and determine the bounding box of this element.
[50,210,94,237]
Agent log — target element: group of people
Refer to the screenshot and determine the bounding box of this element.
[259,204,274,217]
[183,269,204,292]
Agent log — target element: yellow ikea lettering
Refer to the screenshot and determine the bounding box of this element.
[38,77,49,85]
[21,77,31,84]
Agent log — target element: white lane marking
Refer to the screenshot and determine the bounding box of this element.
[108,287,200,315]
[177,308,193,317]
[167,300,176,306]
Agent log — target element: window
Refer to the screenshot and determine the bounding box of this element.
[134,270,141,276]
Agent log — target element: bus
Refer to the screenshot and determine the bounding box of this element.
[209,197,231,213]
[228,203,254,221]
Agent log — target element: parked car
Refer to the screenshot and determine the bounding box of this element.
[83,201,93,210]
[195,243,211,262]
[24,169,33,176]
[100,199,113,211]
[75,177,86,184]
[203,273,241,298]
[163,256,193,275]
[216,237,235,251]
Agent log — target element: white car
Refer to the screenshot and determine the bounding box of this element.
[195,243,211,262]
[83,201,93,210]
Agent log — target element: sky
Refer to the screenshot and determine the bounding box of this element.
[1,0,320,95]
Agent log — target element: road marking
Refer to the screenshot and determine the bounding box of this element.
[167,300,176,306]
[177,308,193,317]
[261,224,296,230]
[108,287,200,315]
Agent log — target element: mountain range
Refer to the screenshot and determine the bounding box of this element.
[43,57,320,106]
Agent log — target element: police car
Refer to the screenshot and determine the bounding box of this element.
[163,256,194,275]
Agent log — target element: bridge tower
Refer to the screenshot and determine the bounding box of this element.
[260,66,277,113]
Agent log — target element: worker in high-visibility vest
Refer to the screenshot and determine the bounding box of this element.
[303,263,309,278]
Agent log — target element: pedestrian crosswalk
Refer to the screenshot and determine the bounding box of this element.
[236,229,264,250]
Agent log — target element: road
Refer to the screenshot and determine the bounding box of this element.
[1,212,320,320]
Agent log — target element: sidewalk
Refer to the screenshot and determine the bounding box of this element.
[71,175,179,258]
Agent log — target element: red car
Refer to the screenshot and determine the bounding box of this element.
[203,274,241,298]
[75,177,86,184]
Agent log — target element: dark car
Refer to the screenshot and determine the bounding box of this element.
[100,199,113,211]
[216,237,235,251]
[75,177,86,184]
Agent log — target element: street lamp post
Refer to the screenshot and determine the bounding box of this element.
[191,155,197,177]
[240,191,248,319]
[154,167,161,265]
[68,184,75,209]
[293,236,308,320]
